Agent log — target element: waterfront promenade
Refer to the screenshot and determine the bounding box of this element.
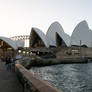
[0,61,23,92]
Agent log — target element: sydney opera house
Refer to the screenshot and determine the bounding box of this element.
[30,20,92,48]
[30,22,70,48]
[0,20,92,57]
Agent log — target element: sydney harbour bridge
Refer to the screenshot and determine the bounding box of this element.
[10,35,30,41]
[10,35,30,47]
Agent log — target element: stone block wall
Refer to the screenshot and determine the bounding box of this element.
[15,63,63,92]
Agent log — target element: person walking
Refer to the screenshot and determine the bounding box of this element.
[5,56,11,71]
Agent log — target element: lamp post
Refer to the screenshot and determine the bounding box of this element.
[80,40,82,57]
[25,36,28,50]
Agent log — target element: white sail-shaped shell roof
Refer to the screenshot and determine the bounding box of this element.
[30,28,49,48]
[46,22,70,47]
[0,36,17,50]
[71,20,92,47]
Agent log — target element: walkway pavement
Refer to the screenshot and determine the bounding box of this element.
[0,61,23,92]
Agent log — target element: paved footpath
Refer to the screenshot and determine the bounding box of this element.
[0,61,23,92]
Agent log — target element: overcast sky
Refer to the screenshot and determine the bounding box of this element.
[0,0,92,37]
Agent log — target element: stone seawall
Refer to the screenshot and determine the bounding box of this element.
[20,56,88,69]
[15,62,63,92]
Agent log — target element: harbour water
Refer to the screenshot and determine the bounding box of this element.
[30,63,92,92]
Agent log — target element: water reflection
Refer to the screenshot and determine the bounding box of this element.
[30,63,92,92]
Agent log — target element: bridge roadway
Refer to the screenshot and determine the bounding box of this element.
[0,61,23,92]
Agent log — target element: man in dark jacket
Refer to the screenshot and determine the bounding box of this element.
[6,57,11,70]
